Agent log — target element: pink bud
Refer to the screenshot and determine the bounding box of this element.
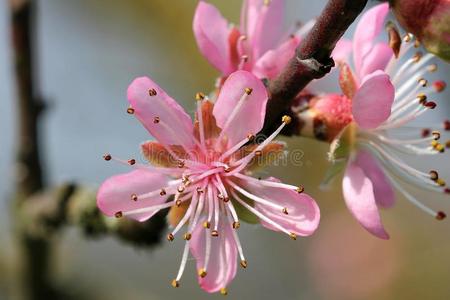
[391,0,450,61]
[309,94,353,142]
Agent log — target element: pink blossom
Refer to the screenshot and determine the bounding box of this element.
[322,4,448,239]
[193,0,313,81]
[97,70,320,294]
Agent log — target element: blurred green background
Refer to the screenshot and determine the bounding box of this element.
[0,0,449,299]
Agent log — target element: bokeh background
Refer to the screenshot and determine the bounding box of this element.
[1,0,449,299]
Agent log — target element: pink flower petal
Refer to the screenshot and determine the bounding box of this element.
[243,177,320,236]
[343,161,389,239]
[243,0,284,60]
[354,150,395,208]
[253,35,299,79]
[193,1,233,75]
[97,169,169,222]
[332,39,353,63]
[353,3,389,78]
[127,77,195,148]
[213,70,268,145]
[359,42,393,78]
[352,70,394,129]
[190,217,237,293]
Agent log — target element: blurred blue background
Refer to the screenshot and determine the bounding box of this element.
[1,0,449,299]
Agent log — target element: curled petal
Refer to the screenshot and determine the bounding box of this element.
[352,70,394,129]
[97,169,169,222]
[343,161,389,239]
[244,177,320,236]
[213,70,268,145]
[354,150,395,208]
[127,77,195,148]
[332,39,353,63]
[353,3,389,78]
[193,1,233,75]
[253,36,299,79]
[244,0,285,59]
[359,42,393,78]
[190,217,238,293]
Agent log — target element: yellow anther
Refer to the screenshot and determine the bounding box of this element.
[436,178,446,187]
[282,115,292,124]
[296,186,305,193]
[418,78,428,87]
[195,92,205,101]
[417,93,427,103]
[412,51,422,62]
[245,87,253,95]
[240,260,248,269]
[211,230,219,237]
[220,288,228,296]
[289,232,297,240]
[171,279,179,288]
[183,233,192,241]
[203,221,211,229]
[167,233,175,241]
[181,175,190,184]
[435,143,445,153]
[429,170,439,181]
[428,64,438,73]
[403,33,412,42]
[282,207,289,215]
[126,107,135,114]
[432,131,441,140]
[114,211,123,218]
[232,221,240,229]
[198,268,207,278]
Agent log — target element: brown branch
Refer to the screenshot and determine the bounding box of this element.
[9,1,56,299]
[11,0,43,199]
[262,0,368,135]
[19,184,168,248]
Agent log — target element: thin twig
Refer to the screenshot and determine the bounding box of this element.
[262,0,368,135]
